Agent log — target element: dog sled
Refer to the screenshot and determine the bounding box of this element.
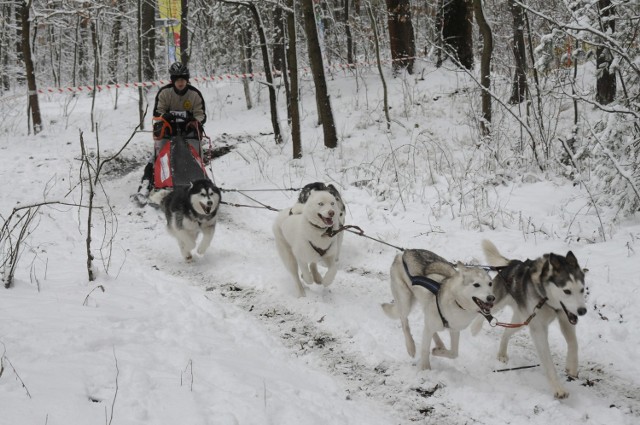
[135,111,208,206]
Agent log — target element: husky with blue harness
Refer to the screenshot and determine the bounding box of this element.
[382,249,495,370]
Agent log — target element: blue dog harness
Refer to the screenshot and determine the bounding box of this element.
[402,258,450,328]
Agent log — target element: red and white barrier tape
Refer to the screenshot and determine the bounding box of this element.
[1,56,417,100]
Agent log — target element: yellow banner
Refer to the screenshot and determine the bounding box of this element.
[158,0,181,63]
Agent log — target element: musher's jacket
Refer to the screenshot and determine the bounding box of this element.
[153,84,207,124]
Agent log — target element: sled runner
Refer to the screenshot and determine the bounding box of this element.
[135,111,208,206]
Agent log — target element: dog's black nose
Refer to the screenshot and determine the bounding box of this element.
[487,295,495,303]
[328,210,335,217]
[577,307,587,316]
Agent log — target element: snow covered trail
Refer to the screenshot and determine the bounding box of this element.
[109,151,640,425]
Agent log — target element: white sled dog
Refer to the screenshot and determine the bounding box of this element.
[290,182,346,261]
[382,249,495,370]
[472,240,587,399]
[273,187,343,297]
[162,179,221,261]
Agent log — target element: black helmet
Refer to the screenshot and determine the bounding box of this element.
[169,62,190,82]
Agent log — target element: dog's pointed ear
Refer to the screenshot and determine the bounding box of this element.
[189,181,194,190]
[548,253,563,271]
[565,251,579,267]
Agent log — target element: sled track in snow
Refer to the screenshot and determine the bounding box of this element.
[166,270,462,424]
[162,264,640,424]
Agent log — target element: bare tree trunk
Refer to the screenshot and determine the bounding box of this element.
[78,8,89,84]
[473,0,492,136]
[509,0,527,104]
[273,6,286,73]
[15,4,25,85]
[219,1,282,143]
[141,0,156,81]
[108,0,125,109]
[108,0,124,85]
[367,3,390,130]
[79,132,96,282]
[181,0,190,65]
[1,3,10,90]
[246,2,282,144]
[19,0,42,134]
[596,0,616,105]
[137,0,145,130]
[286,0,302,159]
[301,0,338,149]
[238,32,253,110]
[90,17,99,132]
[441,0,473,69]
[344,0,354,64]
[385,0,416,75]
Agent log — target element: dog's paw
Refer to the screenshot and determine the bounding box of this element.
[554,388,570,399]
[565,369,579,380]
[196,246,208,256]
[406,341,416,358]
[321,276,335,286]
[184,255,193,262]
[497,353,509,363]
[417,358,431,371]
[300,270,313,285]
[311,268,323,284]
[432,347,456,359]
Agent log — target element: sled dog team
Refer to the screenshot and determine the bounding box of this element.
[159,179,588,400]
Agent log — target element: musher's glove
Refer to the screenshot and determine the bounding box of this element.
[161,112,173,122]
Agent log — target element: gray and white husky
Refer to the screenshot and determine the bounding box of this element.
[382,249,494,370]
[273,188,342,297]
[162,179,221,261]
[472,240,587,399]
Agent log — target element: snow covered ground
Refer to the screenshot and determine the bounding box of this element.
[1,62,639,425]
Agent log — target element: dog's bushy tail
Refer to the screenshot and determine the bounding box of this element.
[482,239,509,267]
[381,302,400,319]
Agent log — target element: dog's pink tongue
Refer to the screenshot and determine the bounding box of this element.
[323,217,333,226]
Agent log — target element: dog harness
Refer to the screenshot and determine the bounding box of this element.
[309,241,332,257]
[402,259,450,328]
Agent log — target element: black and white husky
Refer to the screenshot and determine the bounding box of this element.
[382,249,494,370]
[472,240,587,399]
[273,185,344,297]
[161,179,221,261]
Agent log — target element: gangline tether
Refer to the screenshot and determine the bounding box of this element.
[221,188,543,331]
